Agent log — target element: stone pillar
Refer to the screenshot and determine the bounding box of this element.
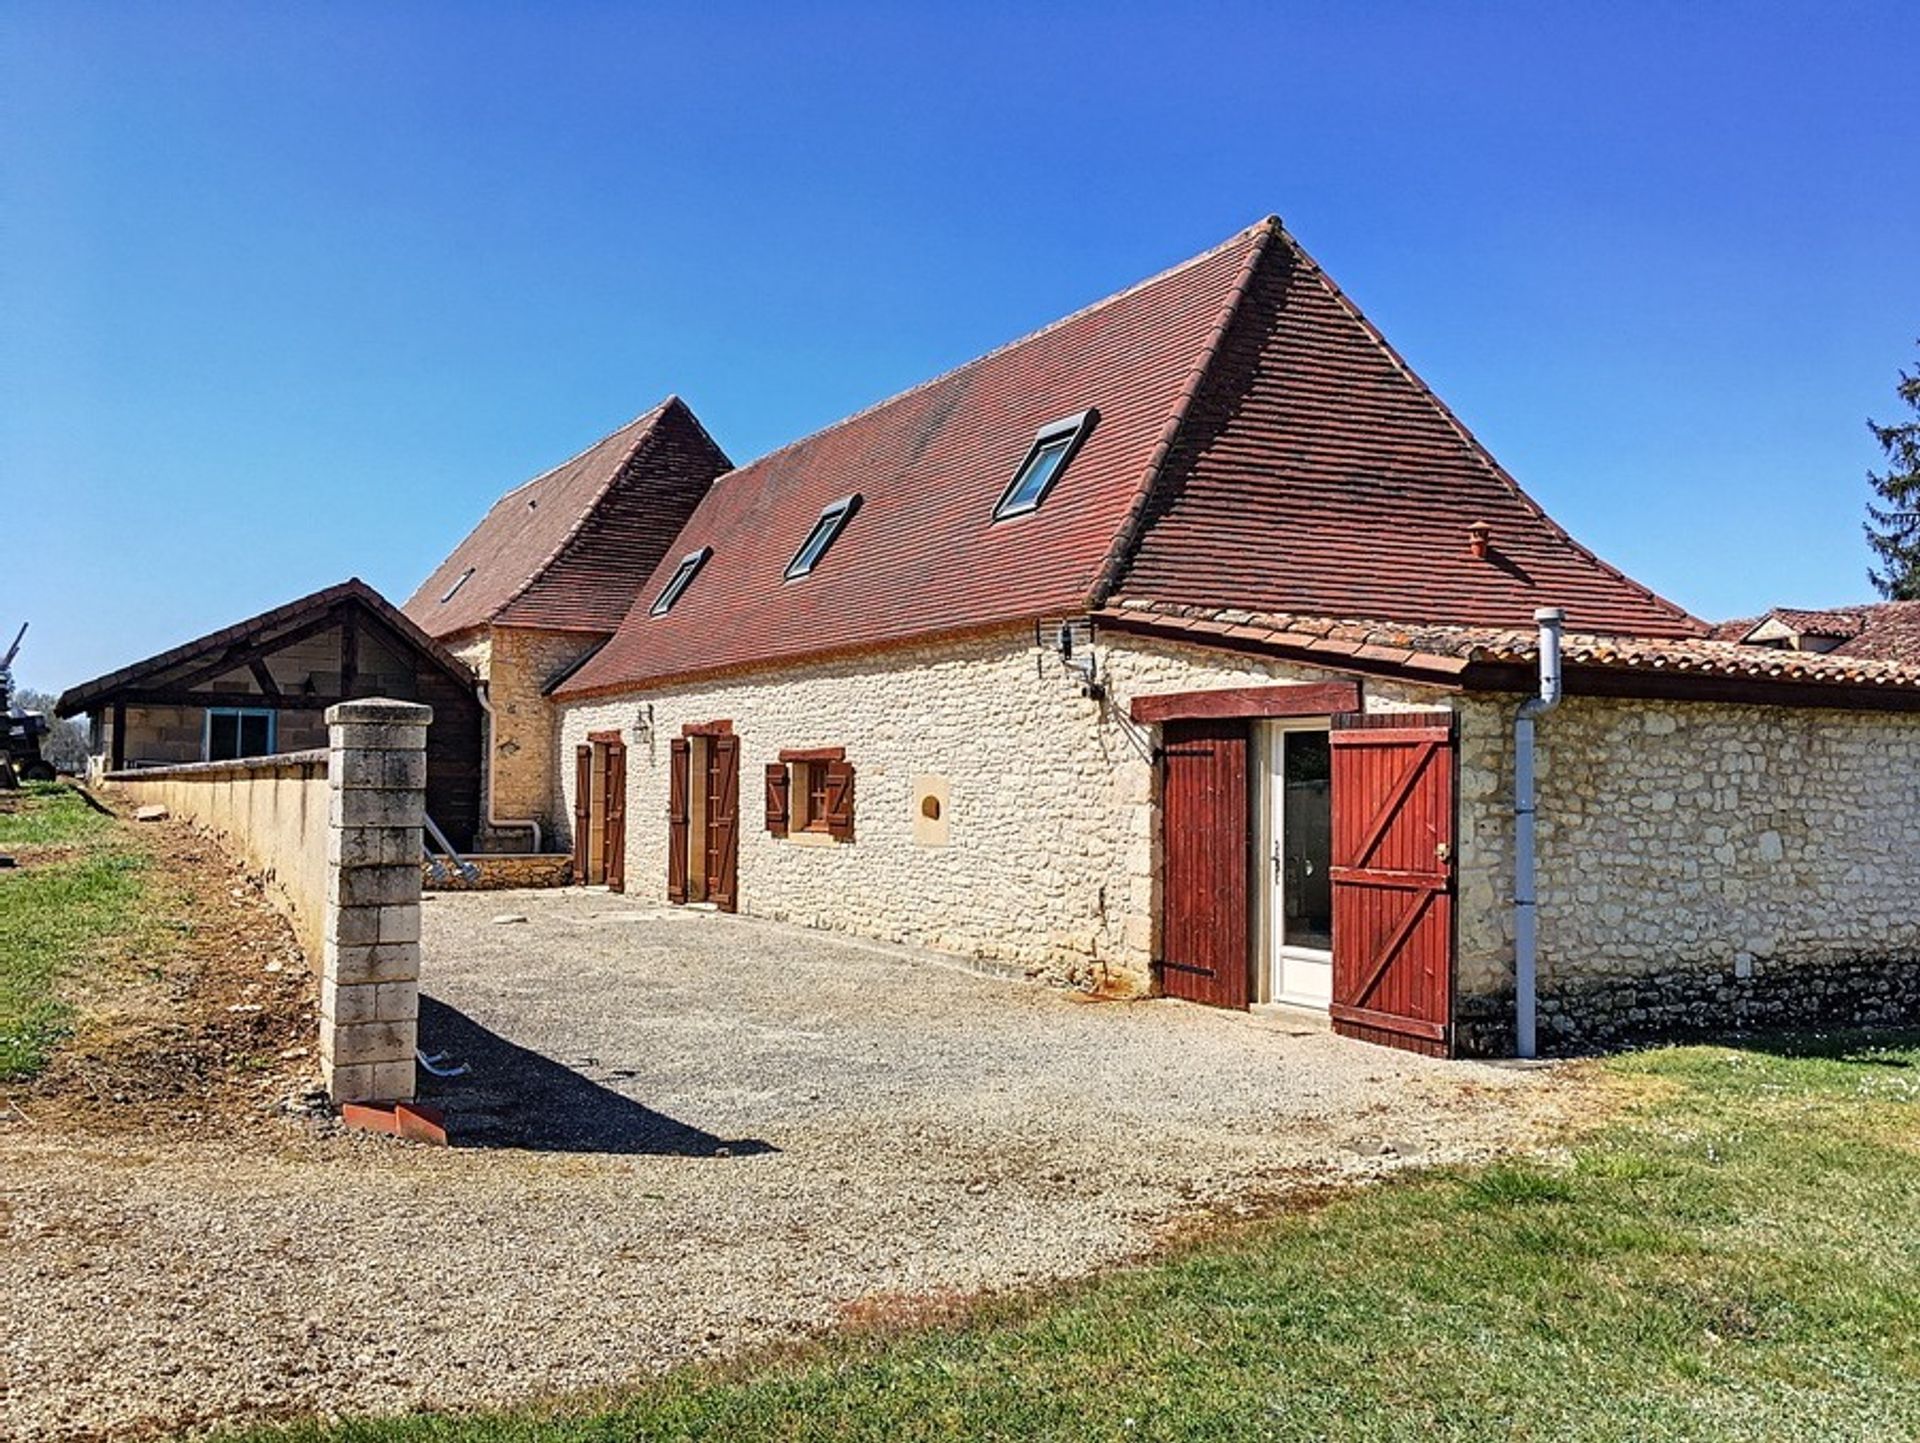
[320,698,431,1104]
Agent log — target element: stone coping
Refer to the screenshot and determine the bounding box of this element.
[106,749,329,783]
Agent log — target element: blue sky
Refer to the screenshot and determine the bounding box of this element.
[3,2,1916,692]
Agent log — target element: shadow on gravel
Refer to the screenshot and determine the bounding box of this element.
[416,996,776,1158]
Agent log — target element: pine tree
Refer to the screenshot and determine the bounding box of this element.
[1865,345,1920,600]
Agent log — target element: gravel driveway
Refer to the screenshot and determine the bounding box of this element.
[3,888,1574,1439]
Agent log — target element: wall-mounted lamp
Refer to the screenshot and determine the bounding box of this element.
[634,703,654,744]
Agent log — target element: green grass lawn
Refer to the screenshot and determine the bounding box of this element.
[0,783,148,1080]
[227,1035,1920,1443]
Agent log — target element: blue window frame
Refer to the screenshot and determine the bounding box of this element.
[204,708,276,762]
[785,494,862,580]
[651,546,713,617]
[993,409,1099,520]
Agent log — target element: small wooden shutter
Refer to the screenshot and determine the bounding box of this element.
[1158,719,1250,1008]
[572,744,592,884]
[710,735,740,911]
[603,738,627,894]
[1329,712,1456,1056]
[765,762,791,837]
[667,737,690,904]
[824,760,855,841]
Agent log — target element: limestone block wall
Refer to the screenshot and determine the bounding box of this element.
[556,630,1446,991]
[110,752,333,964]
[487,626,604,834]
[1454,695,1920,1053]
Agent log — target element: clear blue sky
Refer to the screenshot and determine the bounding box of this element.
[4,2,1915,692]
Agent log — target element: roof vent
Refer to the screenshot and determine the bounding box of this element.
[1467,521,1491,560]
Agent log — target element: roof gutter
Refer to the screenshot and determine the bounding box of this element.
[1513,606,1564,1059]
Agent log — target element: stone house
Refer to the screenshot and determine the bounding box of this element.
[401,397,730,852]
[56,579,488,848]
[532,216,1920,1058]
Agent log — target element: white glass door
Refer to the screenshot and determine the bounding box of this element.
[1269,723,1334,1009]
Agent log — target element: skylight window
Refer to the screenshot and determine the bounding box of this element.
[650,546,712,617]
[785,494,862,580]
[994,409,1098,520]
[440,567,475,604]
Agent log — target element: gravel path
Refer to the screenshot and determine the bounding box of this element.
[2,889,1577,1439]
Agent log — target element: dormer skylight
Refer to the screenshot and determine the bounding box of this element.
[786,494,862,580]
[440,567,475,604]
[650,546,712,617]
[993,409,1098,520]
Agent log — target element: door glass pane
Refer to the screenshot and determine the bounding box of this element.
[1281,731,1332,951]
[207,712,238,761]
[239,712,272,757]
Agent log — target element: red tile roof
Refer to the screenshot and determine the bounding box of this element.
[558,220,1701,699]
[1109,230,1700,637]
[1715,601,1920,665]
[559,225,1268,696]
[1104,599,1920,699]
[404,398,730,639]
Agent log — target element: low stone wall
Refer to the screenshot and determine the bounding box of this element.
[109,751,331,964]
[110,699,432,1105]
[422,853,572,890]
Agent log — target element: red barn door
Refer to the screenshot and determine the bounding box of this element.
[1329,712,1455,1056]
[1159,719,1250,1008]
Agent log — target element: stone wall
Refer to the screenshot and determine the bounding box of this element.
[1454,694,1920,1054]
[451,625,605,850]
[422,853,573,890]
[111,752,332,962]
[556,631,1445,991]
[113,704,327,768]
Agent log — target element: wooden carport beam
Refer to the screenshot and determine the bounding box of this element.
[1130,680,1360,724]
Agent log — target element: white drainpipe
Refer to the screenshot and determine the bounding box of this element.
[474,683,543,854]
[1513,607,1565,1059]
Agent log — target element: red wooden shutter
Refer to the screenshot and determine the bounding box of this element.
[765,762,791,837]
[572,744,592,884]
[603,738,627,894]
[710,735,740,912]
[824,761,855,841]
[1158,720,1250,1008]
[667,737,690,904]
[1329,712,1456,1056]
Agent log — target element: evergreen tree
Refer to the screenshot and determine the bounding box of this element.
[1865,345,1920,600]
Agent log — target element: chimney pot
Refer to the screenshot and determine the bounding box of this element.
[1467,521,1492,559]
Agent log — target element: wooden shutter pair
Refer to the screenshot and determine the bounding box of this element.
[601,737,627,894]
[764,759,854,839]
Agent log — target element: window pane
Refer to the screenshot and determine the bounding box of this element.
[1003,437,1071,513]
[239,712,272,757]
[1281,731,1333,951]
[207,712,238,761]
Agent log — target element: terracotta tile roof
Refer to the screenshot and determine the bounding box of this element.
[558,219,1701,699]
[1110,230,1700,637]
[1715,601,1920,665]
[56,579,476,717]
[558,224,1270,696]
[1103,599,1920,696]
[404,398,730,639]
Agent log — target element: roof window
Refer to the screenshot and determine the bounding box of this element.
[650,546,712,617]
[994,409,1098,520]
[440,567,475,604]
[786,494,862,580]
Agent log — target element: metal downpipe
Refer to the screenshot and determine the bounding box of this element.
[1514,607,1565,1060]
